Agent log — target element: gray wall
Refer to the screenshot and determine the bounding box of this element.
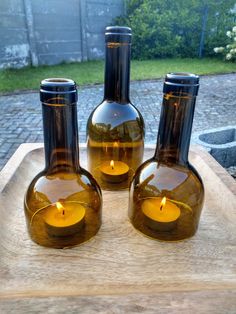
[0,0,124,69]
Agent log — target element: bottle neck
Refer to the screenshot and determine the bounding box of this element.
[104,42,131,103]
[154,93,196,165]
[42,100,79,173]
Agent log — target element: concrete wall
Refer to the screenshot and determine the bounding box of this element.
[85,0,124,60]
[0,0,30,68]
[0,0,124,69]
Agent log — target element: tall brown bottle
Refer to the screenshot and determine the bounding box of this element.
[87,26,145,190]
[129,73,204,241]
[24,78,102,248]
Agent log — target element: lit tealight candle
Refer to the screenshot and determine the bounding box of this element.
[142,197,181,232]
[100,160,129,183]
[44,201,85,237]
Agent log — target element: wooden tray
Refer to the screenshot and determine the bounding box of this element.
[0,144,236,313]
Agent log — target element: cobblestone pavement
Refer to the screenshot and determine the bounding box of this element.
[0,73,235,170]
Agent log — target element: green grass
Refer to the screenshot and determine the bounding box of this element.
[0,58,235,93]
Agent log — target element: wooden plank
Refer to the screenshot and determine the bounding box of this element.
[0,290,236,314]
[0,144,235,312]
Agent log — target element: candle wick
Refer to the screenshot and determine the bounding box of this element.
[160,205,163,211]
[62,209,65,216]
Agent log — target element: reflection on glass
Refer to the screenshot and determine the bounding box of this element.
[87,27,145,190]
[24,79,102,248]
[129,73,204,241]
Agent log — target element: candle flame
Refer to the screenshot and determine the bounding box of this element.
[113,142,119,148]
[56,202,65,215]
[110,160,114,169]
[160,197,166,211]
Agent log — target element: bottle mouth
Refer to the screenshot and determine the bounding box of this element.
[105,26,132,43]
[164,72,199,96]
[40,78,77,103]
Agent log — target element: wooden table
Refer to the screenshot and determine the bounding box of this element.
[0,144,236,313]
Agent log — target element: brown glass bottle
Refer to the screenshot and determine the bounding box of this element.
[24,78,102,248]
[129,73,204,241]
[87,26,145,191]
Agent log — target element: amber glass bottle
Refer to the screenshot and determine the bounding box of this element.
[24,78,102,248]
[87,26,145,190]
[129,73,204,241]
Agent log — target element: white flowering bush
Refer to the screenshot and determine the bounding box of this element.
[214,26,236,61]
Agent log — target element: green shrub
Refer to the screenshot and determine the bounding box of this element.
[214,26,236,61]
[115,0,235,59]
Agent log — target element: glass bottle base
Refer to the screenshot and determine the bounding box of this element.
[27,225,101,249]
[129,218,197,242]
[129,202,198,242]
[25,201,102,249]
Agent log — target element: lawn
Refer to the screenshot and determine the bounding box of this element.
[0,58,235,93]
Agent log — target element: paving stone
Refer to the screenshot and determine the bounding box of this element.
[0,73,236,170]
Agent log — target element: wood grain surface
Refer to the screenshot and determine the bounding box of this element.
[0,144,235,313]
